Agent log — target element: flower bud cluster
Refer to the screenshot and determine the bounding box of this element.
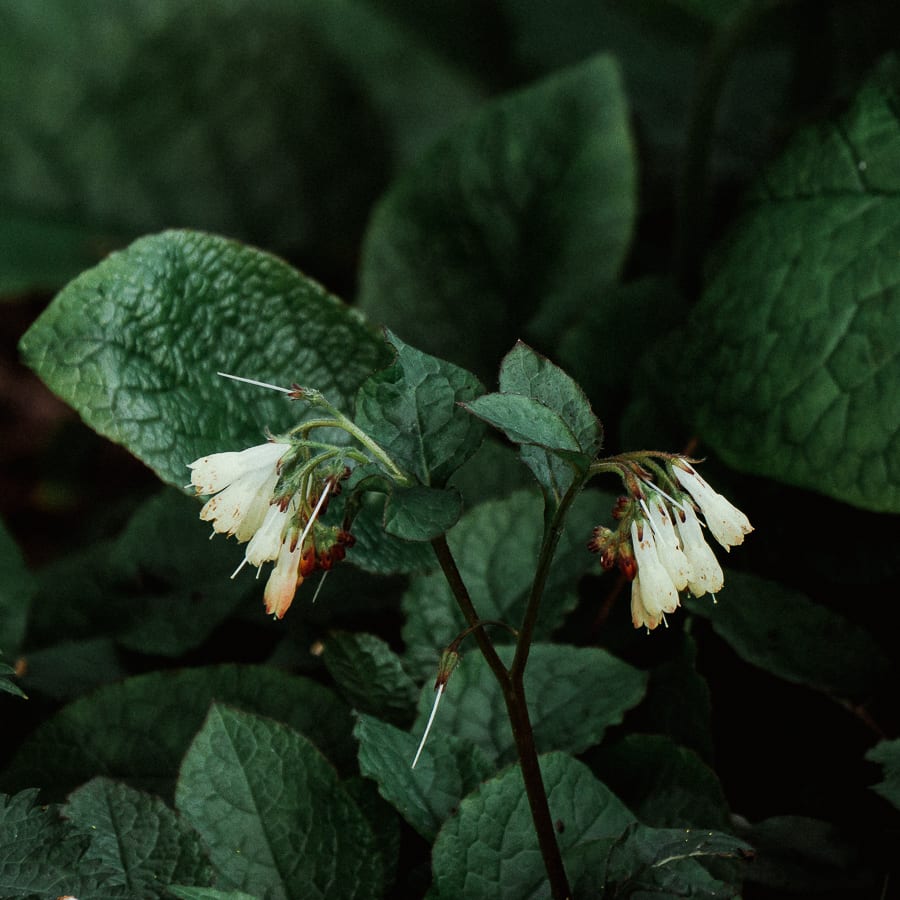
[589,458,752,631]
[188,440,353,619]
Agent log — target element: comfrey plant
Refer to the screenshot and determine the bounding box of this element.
[183,342,752,899]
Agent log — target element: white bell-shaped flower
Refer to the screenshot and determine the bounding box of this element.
[630,520,679,621]
[645,496,692,591]
[672,463,753,550]
[674,504,724,597]
[189,442,290,542]
[264,538,304,619]
[631,575,661,630]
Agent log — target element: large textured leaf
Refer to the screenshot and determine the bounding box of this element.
[411,644,647,764]
[357,54,635,378]
[431,752,635,898]
[1,665,354,801]
[669,56,900,512]
[685,570,890,701]
[0,0,479,293]
[176,705,382,899]
[866,739,900,812]
[63,778,212,895]
[19,230,389,487]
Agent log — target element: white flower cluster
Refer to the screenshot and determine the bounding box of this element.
[188,440,318,618]
[629,462,752,631]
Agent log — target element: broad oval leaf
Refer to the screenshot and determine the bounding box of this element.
[19,230,389,488]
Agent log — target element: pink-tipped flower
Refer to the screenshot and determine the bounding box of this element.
[674,504,724,597]
[629,520,679,626]
[672,462,753,550]
[264,538,304,619]
[189,441,290,542]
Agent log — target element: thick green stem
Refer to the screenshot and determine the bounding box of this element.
[430,535,572,900]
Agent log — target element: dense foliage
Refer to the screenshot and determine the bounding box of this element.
[2,1,899,897]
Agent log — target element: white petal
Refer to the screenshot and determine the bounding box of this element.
[630,521,679,617]
[646,497,692,591]
[631,576,661,630]
[188,442,288,495]
[264,539,304,619]
[672,464,753,550]
[245,503,292,566]
[675,505,724,596]
[198,465,280,539]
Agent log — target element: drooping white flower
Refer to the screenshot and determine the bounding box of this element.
[644,495,692,591]
[672,462,753,550]
[264,538,304,619]
[188,441,290,542]
[629,520,679,624]
[674,504,724,597]
[244,501,294,568]
[630,575,658,630]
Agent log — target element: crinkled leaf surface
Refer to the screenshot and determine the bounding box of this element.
[169,889,257,900]
[358,54,635,378]
[0,789,123,898]
[685,570,889,700]
[63,778,212,895]
[463,393,582,454]
[383,484,463,541]
[19,230,389,488]
[355,330,485,487]
[323,631,419,726]
[176,704,382,900]
[432,752,635,898]
[669,56,900,512]
[411,644,647,764]
[354,713,494,841]
[1,664,354,801]
[866,738,900,811]
[0,0,479,293]
[402,488,610,678]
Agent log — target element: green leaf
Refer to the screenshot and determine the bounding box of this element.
[19,230,388,489]
[411,644,647,764]
[354,330,485,487]
[431,752,635,898]
[402,489,610,678]
[15,638,126,702]
[866,738,900,811]
[169,889,258,900]
[669,56,900,512]
[383,485,463,541]
[323,631,419,726]
[0,0,480,294]
[354,713,494,841]
[0,789,120,897]
[63,778,212,893]
[0,518,32,656]
[358,54,636,378]
[463,394,582,454]
[0,662,26,700]
[176,704,383,899]
[1,664,354,802]
[685,570,890,700]
[606,823,752,897]
[589,735,730,831]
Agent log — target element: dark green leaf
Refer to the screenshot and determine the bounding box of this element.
[866,738,900,811]
[411,644,647,764]
[355,713,494,841]
[431,752,635,898]
[606,823,752,897]
[589,735,730,831]
[402,489,610,678]
[63,778,212,894]
[0,518,31,656]
[670,56,900,512]
[0,0,480,293]
[358,54,636,378]
[463,393,582,454]
[19,230,388,488]
[685,570,890,700]
[0,789,121,897]
[17,638,126,701]
[169,889,257,900]
[0,662,26,700]
[176,704,382,899]
[354,330,485,487]
[343,777,402,890]
[383,485,463,541]
[1,664,354,802]
[323,631,419,726]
